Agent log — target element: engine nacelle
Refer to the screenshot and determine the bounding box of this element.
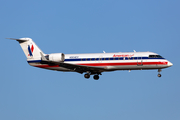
[46,53,65,62]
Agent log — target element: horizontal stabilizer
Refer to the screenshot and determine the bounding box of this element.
[6,38,29,42]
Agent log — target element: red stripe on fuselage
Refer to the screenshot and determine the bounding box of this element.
[33,62,168,68]
[77,62,168,66]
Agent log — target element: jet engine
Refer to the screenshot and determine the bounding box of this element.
[46,53,65,62]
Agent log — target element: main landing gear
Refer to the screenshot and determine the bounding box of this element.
[93,75,99,80]
[84,73,101,80]
[158,69,162,77]
[84,74,90,79]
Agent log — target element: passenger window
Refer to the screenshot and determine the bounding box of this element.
[110,58,113,60]
[91,58,95,61]
[82,58,86,61]
[138,57,141,60]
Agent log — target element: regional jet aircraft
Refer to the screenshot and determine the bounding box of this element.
[9,38,173,80]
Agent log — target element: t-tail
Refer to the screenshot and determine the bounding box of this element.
[7,38,45,60]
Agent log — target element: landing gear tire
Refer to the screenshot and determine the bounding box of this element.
[93,75,99,80]
[158,69,162,78]
[158,74,161,77]
[84,74,90,79]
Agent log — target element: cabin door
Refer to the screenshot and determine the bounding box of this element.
[137,57,143,66]
[99,56,103,63]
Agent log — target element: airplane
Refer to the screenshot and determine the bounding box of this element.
[8,38,173,80]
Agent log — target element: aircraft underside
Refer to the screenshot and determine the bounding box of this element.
[29,62,169,80]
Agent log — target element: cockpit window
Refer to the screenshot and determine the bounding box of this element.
[156,55,163,58]
[149,55,156,58]
[149,55,163,58]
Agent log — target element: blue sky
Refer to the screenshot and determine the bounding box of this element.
[1,0,180,120]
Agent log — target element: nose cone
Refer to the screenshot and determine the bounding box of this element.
[168,61,173,67]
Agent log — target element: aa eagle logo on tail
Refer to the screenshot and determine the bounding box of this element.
[28,44,34,56]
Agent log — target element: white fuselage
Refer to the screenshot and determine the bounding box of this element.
[28,51,172,72]
[10,37,173,79]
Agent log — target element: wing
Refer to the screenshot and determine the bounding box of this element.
[59,62,106,74]
[40,52,106,74]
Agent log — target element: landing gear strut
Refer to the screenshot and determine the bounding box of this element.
[158,69,162,77]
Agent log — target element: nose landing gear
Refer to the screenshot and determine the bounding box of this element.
[158,69,162,77]
[158,74,161,77]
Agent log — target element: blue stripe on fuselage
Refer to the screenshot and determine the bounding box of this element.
[64,57,164,62]
[28,60,42,63]
[27,57,165,63]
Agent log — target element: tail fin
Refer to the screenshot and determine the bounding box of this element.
[8,38,44,59]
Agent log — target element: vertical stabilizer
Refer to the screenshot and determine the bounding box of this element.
[8,38,44,59]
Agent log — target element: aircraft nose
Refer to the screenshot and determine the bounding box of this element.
[168,61,173,67]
